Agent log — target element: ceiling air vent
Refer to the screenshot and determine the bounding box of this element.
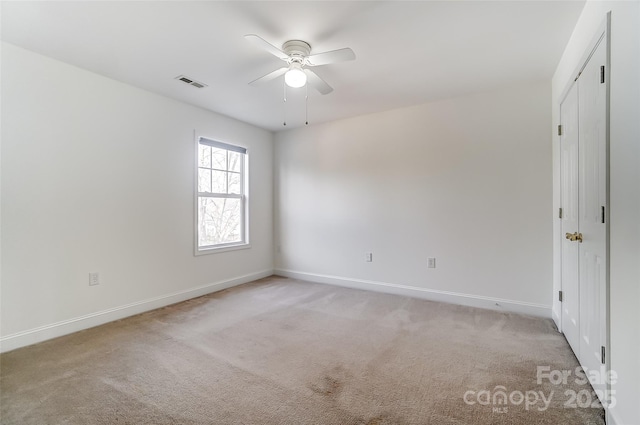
[175,75,208,89]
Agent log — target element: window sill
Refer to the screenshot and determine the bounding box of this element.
[195,243,251,256]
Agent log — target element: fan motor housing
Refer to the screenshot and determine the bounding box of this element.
[282,40,311,58]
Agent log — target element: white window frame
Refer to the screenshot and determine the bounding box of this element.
[194,135,249,255]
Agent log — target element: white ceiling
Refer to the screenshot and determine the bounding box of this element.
[2,1,585,132]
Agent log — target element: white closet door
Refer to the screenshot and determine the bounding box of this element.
[560,83,581,356]
[578,37,608,399]
[559,31,609,405]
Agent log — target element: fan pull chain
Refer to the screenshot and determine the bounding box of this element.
[305,84,309,126]
[283,81,287,127]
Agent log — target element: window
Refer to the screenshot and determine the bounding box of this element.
[196,137,248,253]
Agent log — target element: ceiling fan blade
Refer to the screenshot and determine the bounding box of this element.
[304,69,333,95]
[306,48,355,66]
[249,67,288,86]
[244,34,289,61]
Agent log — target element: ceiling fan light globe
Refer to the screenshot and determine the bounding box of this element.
[285,68,307,88]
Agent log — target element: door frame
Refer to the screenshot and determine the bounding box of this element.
[554,11,611,408]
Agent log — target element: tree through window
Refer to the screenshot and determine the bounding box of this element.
[196,137,247,252]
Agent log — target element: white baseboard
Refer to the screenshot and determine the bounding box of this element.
[275,269,551,318]
[0,269,273,353]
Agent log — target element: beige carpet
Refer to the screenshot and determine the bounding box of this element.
[1,276,604,424]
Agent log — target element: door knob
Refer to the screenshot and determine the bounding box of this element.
[565,232,583,242]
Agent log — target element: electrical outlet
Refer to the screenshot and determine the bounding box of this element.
[89,272,100,286]
[365,252,373,262]
[427,258,436,269]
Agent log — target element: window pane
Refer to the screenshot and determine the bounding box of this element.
[211,148,227,170]
[198,144,211,168]
[196,139,247,252]
[198,168,211,193]
[228,172,241,194]
[228,151,242,172]
[212,170,226,193]
[198,197,242,246]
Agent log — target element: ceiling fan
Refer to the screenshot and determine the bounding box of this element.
[245,34,356,95]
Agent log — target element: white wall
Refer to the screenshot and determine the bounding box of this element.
[551,2,640,424]
[0,43,274,352]
[274,81,552,316]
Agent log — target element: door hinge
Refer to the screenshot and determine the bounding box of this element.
[601,206,605,224]
[600,66,605,84]
[558,125,563,136]
[601,346,606,364]
[559,208,563,219]
[559,291,563,302]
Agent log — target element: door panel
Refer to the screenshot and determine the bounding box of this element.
[578,37,607,399]
[560,83,580,355]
